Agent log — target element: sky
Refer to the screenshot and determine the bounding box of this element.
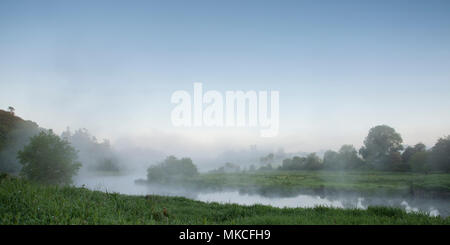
[1,0,450,157]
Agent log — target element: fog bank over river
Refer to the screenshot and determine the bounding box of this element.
[74,173,448,217]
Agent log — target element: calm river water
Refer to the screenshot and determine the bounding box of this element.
[74,173,449,217]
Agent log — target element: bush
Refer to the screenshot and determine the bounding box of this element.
[430,136,450,172]
[17,130,81,185]
[409,151,430,173]
[95,158,120,172]
[147,156,198,183]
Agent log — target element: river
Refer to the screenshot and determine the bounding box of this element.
[74,173,448,217]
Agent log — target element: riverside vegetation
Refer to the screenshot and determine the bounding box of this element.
[1,174,449,225]
[1,108,450,224]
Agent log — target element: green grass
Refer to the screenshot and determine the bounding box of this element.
[1,175,449,225]
[186,171,450,196]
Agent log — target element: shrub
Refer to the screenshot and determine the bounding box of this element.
[147,156,198,183]
[17,130,81,185]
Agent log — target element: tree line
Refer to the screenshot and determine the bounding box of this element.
[3,106,450,187]
[279,125,450,173]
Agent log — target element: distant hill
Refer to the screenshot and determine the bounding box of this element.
[0,109,42,174]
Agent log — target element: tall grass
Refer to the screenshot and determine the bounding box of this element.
[1,175,448,225]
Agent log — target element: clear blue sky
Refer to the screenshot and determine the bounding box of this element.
[1,0,449,155]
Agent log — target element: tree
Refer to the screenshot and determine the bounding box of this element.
[62,127,120,172]
[409,151,430,173]
[260,153,274,166]
[17,130,81,185]
[304,153,323,170]
[323,145,364,170]
[0,109,41,174]
[96,158,120,172]
[429,136,450,172]
[147,156,198,183]
[402,143,426,164]
[7,106,15,115]
[280,156,306,170]
[359,125,403,170]
[339,144,364,169]
[323,150,340,170]
[390,151,410,172]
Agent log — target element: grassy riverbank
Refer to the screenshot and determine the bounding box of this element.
[138,170,450,198]
[1,175,449,225]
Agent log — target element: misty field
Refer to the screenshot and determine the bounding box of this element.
[1,175,449,225]
[169,170,450,198]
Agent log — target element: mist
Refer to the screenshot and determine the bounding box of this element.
[45,125,445,218]
[1,1,450,225]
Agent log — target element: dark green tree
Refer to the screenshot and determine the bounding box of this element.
[304,153,323,170]
[280,156,306,170]
[359,125,403,170]
[323,145,364,170]
[323,150,340,170]
[339,144,364,169]
[147,156,198,183]
[402,143,426,164]
[429,136,450,172]
[409,151,430,173]
[17,130,81,185]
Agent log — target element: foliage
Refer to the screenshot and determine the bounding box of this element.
[323,150,341,169]
[280,156,306,170]
[323,145,364,170]
[304,153,323,170]
[260,153,274,165]
[0,109,41,174]
[95,158,120,172]
[195,170,450,196]
[147,156,198,183]
[17,130,81,185]
[402,143,426,164]
[409,151,430,173]
[430,136,450,172]
[359,125,404,170]
[61,128,120,172]
[1,176,448,225]
[210,162,241,173]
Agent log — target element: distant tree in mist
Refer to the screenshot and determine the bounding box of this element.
[0,109,41,174]
[323,145,364,170]
[147,156,198,183]
[96,158,120,172]
[400,143,428,172]
[323,150,341,170]
[304,153,322,170]
[18,130,81,185]
[338,145,364,169]
[430,136,450,172]
[61,128,120,173]
[280,153,322,171]
[359,125,404,170]
[280,156,305,170]
[210,162,241,173]
[260,153,274,165]
[402,143,426,164]
[409,151,430,173]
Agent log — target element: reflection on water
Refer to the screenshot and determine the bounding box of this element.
[75,173,149,195]
[196,191,345,208]
[196,191,444,217]
[74,174,448,217]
